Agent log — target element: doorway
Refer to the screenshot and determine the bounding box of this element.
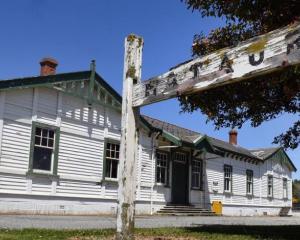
[171,151,189,205]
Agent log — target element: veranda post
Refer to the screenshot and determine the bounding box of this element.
[116,35,143,240]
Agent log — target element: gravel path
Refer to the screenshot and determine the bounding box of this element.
[0,215,300,230]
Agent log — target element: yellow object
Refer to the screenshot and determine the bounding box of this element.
[212,201,222,215]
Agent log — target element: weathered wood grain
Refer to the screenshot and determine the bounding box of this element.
[133,22,300,107]
[116,35,143,240]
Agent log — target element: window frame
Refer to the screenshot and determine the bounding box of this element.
[28,122,60,177]
[267,175,273,198]
[155,150,170,186]
[191,158,203,190]
[224,164,232,193]
[246,169,254,196]
[102,138,120,182]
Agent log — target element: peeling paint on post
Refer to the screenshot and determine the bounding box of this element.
[116,34,143,240]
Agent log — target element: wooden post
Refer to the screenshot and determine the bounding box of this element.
[116,34,143,240]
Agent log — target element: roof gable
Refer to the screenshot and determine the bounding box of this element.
[251,147,296,172]
[0,70,122,111]
[250,147,279,159]
[267,148,296,172]
[194,135,215,153]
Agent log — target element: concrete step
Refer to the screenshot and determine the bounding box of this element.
[163,207,208,210]
[158,209,212,213]
[279,207,291,216]
[157,212,216,216]
[165,204,197,207]
[162,206,211,210]
[157,205,216,216]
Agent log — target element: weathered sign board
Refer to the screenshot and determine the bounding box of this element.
[132,22,300,107]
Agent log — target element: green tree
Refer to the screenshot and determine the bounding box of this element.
[180,0,300,149]
[293,180,300,202]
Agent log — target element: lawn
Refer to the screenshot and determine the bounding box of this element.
[0,226,299,240]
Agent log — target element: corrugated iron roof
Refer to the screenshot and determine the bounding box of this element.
[142,115,202,143]
[142,115,283,161]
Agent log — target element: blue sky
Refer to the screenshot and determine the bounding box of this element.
[0,0,299,178]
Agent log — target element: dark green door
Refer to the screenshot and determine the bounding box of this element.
[172,152,189,205]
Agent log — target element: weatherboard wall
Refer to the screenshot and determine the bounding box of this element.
[0,86,172,214]
[0,88,106,209]
[0,86,294,215]
[136,135,172,214]
[205,152,292,216]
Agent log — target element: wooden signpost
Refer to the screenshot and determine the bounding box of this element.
[117,22,300,239]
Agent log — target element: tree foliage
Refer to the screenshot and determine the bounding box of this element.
[293,179,300,203]
[180,0,300,149]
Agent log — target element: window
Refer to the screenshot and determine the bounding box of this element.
[174,152,187,164]
[246,170,253,195]
[267,175,273,197]
[192,159,203,189]
[105,141,120,179]
[156,151,169,185]
[224,165,232,192]
[283,178,288,199]
[29,123,59,175]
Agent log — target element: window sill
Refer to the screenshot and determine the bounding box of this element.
[224,191,232,195]
[191,187,203,191]
[155,183,170,188]
[26,171,59,180]
[246,193,254,198]
[100,178,119,186]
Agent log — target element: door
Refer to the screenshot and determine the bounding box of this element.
[172,151,189,204]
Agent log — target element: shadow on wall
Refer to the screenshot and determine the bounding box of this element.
[184,225,300,240]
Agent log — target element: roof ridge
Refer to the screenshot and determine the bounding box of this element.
[208,135,246,147]
[142,115,263,160]
[207,136,258,154]
[0,70,91,82]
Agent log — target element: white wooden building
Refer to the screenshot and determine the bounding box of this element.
[0,59,296,216]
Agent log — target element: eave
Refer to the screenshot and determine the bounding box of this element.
[214,145,262,164]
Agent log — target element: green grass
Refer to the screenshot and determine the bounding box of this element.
[0,229,114,240]
[0,226,300,240]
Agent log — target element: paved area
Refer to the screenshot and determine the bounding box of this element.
[293,211,300,217]
[0,215,300,229]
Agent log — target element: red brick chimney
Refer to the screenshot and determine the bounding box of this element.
[229,129,238,145]
[40,58,58,76]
